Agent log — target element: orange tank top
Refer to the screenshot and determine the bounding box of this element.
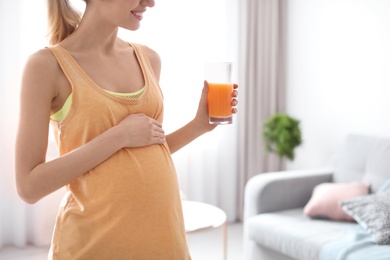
[48,43,190,260]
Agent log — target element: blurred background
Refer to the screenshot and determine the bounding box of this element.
[1,0,390,255]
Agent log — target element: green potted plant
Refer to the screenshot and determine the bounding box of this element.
[263,113,302,160]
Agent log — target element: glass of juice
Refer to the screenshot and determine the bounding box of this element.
[205,62,233,124]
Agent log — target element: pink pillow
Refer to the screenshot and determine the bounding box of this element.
[303,182,370,221]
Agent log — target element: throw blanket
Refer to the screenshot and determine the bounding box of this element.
[320,225,390,260]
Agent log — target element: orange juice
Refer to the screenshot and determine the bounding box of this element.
[208,82,233,124]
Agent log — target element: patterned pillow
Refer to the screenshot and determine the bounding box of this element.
[341,191,390,245]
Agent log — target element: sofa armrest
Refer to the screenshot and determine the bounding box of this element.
[244,168,334,221]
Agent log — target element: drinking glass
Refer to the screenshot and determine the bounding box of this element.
[204,62,233,125]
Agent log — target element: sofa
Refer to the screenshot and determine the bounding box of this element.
[243,134,390,260]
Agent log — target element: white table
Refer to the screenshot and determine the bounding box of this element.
[182,200,227,260]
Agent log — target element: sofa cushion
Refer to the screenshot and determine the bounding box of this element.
[247,208,357,260]
[333,134,380,183]
[333,134,390,192]
[341,191,390,245]
[303,182,370,221]
[362,142,390,193]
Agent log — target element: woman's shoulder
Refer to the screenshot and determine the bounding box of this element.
[143,45,160,60]
[133,43,160,66]
[136,44,161,80]
[122,39,162,79]
[25,47,60,74]
[22,47,66,95]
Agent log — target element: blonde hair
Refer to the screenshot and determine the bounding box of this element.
[47,0,83,45]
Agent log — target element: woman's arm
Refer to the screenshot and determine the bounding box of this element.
[165,81,216,154]
[166,81,238,154]
[15,49,165,204]
[145,46,238,153]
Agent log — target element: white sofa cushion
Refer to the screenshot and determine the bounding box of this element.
[363,142,390,193]
[333,134,390,192]
[333,134,379,183]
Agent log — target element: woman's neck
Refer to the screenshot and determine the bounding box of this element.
[59,4,122,54]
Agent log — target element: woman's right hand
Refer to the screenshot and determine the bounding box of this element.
[115,113,166,148]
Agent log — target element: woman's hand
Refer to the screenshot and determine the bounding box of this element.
[165,81,238,153]
[115,113,166,148]
[194,81,239,132]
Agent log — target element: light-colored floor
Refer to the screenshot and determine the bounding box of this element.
[0,222,243,260]
[187,222,243,260]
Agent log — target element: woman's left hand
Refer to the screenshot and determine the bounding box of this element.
[194,81,238,133]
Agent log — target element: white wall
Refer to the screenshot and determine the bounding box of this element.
[285,0,390,169]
